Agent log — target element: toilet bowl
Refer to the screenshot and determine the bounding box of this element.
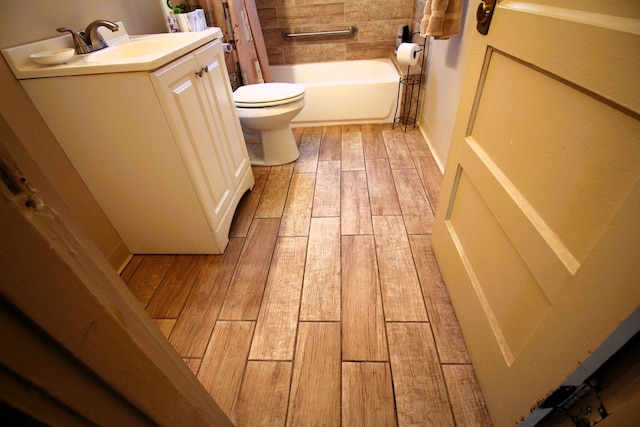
[234,83,305,166]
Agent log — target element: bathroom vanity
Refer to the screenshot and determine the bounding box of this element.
[3,25,254,254]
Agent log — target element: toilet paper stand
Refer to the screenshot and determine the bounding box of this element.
[393,35,427,132]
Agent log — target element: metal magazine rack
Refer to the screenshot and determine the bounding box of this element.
[393,35,427,132]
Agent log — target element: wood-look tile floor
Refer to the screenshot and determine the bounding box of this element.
[121,124,493,426]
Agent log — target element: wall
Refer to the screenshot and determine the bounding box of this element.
[416,0,475,170]
[0,0,166,271]
[256,0,415,64]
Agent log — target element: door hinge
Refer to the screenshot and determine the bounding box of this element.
[561,381,609,427]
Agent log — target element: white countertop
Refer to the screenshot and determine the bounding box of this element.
[2,23,223,79]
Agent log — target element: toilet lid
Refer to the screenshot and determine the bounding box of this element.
[234,82,305,107]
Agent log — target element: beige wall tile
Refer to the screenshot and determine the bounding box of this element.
[256,0,415,64]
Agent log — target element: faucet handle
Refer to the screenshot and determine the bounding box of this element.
[56,27,91,54]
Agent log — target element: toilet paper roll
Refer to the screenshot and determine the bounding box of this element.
[397,43,420,67]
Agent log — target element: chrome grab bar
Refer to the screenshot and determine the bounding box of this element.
[283,26,357,39]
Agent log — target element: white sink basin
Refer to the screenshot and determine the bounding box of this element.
[2,23,223,79]
[88,37,197,62]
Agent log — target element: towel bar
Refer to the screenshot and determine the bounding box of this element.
[283,26,357,39]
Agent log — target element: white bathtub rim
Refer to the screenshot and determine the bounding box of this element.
[271,58,400,127]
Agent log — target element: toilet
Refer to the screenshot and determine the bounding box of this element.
[233,82,305,166]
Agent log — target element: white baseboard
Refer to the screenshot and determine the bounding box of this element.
[417,119,447,174]
[107,240,133,274]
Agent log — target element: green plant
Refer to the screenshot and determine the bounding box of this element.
[175,3,197,13]
[166,1,196,13]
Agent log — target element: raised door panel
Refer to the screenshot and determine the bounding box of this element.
[431,1,640,425]
[152,50,233,244]
[195,41,251,184]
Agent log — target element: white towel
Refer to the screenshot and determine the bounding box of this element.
[420,0,463,39]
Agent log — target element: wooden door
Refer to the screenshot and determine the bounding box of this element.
[431,1,640,425]
[0,133,233,426]
[226,0,269,84]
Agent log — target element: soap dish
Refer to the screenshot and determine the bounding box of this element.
[29,48,75,65]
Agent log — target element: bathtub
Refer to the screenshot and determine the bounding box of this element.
[270,59,400,127]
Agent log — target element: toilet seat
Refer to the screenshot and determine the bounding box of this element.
[234,83,305,108]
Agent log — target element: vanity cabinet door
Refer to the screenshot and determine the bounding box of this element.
[151,46,233,234]
[194,41,251,184]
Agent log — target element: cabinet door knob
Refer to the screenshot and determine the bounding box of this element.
[195,67,209,78]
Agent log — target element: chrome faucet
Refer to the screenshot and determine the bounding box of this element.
[57,20,119,54]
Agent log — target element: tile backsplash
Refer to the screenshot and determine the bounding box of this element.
[256,0,416,65]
